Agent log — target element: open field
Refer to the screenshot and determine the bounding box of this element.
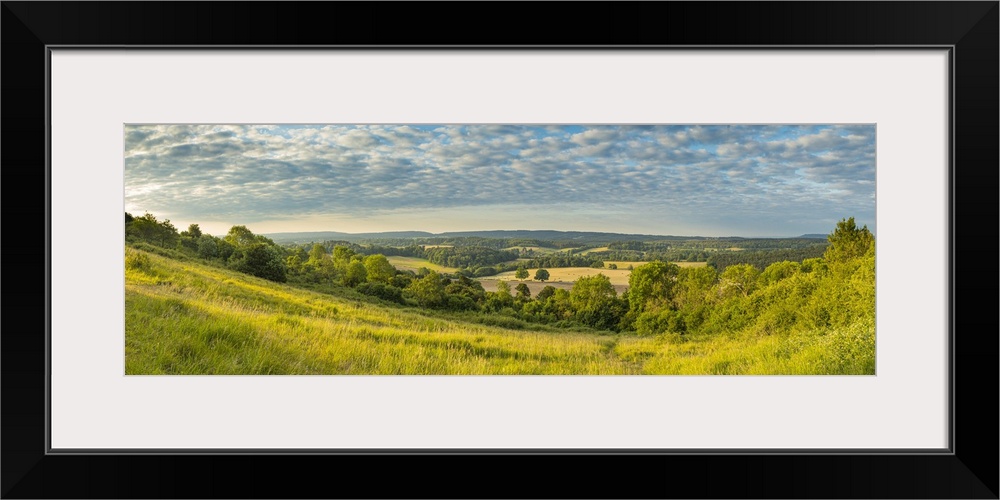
[125,247,874,375]
[478,280,584,295]
[484,267,633,286]
[478,262,705,293]
[385,256,457,273]
[478,267,632,294]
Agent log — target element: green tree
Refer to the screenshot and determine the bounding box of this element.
[627,260,680,313]
[308,244,327,265]
[285,254,303,273]
[196,235,218,259]
[825,217,874,263]
[408,271,447,308]
[570,274,624,330]
[217,239,235,261]
[126,213,179,248]
[225,225,257,248]
[534,269,550,282]
[183,224,202,239]
[607,263,618,270]
[231,243,287,282]
[571,274,617,311]
[342,260,368,287]
[364,254,396,284]
[515,265,529,280]
[720,264,760,298]
[332,245,356,264]
[535,285,557,302]
[515,282,531,300]
[759,261,801,285]
[485,280,515,312]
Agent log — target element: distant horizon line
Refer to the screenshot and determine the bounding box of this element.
[256,228,833,239]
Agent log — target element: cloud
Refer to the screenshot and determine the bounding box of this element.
[125,124,876,236]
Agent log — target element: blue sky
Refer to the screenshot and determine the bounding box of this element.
[124,124,876,237]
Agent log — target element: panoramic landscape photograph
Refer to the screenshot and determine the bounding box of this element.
[125,124,875,375]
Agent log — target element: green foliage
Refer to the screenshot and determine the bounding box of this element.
[634,308,687,336]
[407,271,447,308]
[225,225,257,248]
[706,246,826,271]
[285,254,303,273]
[231,243,287,282]
[627,260,680,313]
[515,265,529,280]
[342,260,368,287]
[535,285,557,302]
[217,239,235,261]
[759,261,800,285]
[423,246,518,268]
[125,247,151,271]
[534,269,550,282]
[332,245,356,264]
[197,235,219,259]
[182,224,202,239]
[123,214,874,374]
[570,274,625,331]
[125,212,180,248]
[444,275,486,306]
[825,217,874,263]
[363,254,396,284]
[719,264,760,298]
[308,244,327,265]
[356,282,405,304]
[485,280,515,312]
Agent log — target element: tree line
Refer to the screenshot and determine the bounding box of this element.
[126,213,872,337]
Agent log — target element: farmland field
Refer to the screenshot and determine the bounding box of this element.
[385,256,457,273]
[483,267,633,285]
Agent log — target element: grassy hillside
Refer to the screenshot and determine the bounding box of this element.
[125,247,874,375]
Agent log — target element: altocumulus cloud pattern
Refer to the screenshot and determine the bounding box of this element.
[125,124,875,237]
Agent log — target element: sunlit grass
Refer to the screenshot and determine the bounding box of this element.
[125,247,873,375]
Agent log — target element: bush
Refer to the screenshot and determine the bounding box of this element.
[356,283,404,304]
[230,243,287,282]
[125,247,152,271]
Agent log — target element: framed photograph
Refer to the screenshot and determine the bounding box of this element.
[4,2,996,498]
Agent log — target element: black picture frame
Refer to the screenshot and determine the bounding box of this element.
[3,2,997,498]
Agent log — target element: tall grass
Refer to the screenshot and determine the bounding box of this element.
[125,247,874,375]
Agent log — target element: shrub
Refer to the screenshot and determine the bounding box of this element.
[125,247,151,271]
[356,283,404,304]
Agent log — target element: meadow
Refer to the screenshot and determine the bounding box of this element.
[384,256,458,273]
[125,246,874,375]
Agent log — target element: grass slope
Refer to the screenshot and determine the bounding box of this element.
[125,247,873,375]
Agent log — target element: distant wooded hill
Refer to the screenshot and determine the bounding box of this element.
[262,229,823,245]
